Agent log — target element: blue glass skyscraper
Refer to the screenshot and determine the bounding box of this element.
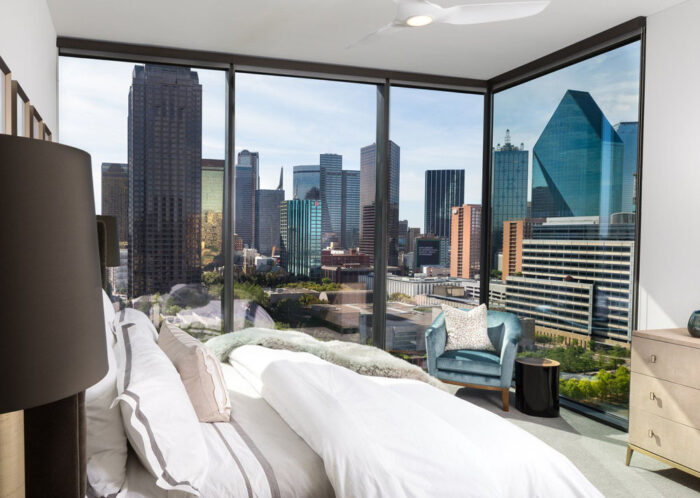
[280,199,322,279]
[293,165,321,200]
[424,169,464,239]
[614,121,639,213]
[531,90,624,221]
[492,130,528,266]
[341,170,360,249]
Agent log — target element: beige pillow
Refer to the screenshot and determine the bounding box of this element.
[158,322,231,422]
[442,304,495,352]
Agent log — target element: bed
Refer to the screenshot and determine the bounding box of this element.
[118,361,334,498]
[91,300,602,498]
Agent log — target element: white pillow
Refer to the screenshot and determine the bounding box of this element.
[115,307,158,341]
[442,304,495,352]
[158,322,231,422]
[85,291,128,497]
[113,318,209,495]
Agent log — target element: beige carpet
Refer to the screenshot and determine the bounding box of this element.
[451,387,700,498]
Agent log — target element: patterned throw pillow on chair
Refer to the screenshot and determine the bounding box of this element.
[442,303,495,352]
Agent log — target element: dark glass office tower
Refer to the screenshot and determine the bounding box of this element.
[235,149,259,248]
[101,162,129,243]
[293,165,321,200]
[128,64,202,297]
[492,130,528,266]
[531,90,624,220]
[279,199,322,279]
[320,153,343,246]
[255,168,285,257]
[359,141,400,265]
[614,121,639,213]
[341,170,360,249]
[424,169,464,238]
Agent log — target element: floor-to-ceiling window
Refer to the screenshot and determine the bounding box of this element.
[490,41,642,419]
[59,57,226,336]
[384,86,484,359]
[232,73,377,339]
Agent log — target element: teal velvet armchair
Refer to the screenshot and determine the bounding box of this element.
[425,309,522,411]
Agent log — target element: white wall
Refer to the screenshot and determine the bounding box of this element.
[638,0,700,329]
[0,0,57,134]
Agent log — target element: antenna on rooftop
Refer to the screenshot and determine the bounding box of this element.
[505,129,511,145]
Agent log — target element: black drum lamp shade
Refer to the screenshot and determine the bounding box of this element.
[0,135,108,413]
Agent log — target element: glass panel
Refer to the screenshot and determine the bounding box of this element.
[16,94,24,136]
[386,86,484,361]
[234,73,376,341]
[491,41,641,419]
[59,57,226,337]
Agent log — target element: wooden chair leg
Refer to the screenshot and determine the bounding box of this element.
[501,389,509,411]
[625,445,633,466]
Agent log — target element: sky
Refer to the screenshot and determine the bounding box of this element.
[58,40,640,231]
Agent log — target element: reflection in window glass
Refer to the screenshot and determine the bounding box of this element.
[234,73,376,341]
[491,41,641,419]
[59,57,226,336]
[386,87,484,359]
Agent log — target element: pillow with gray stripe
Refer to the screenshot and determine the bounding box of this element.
[113,319,209,495]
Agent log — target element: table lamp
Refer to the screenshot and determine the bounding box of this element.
[0,135,108,497]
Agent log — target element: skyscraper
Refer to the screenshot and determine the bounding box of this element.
[320,153,343,245]
[101,162,129,243]
[359,141,400,265]
[450,204,481,279]
[201,159,224,214]
[501,218,544,280]
[255,167,285,257]
[341,170,360,249]
[279,199,322,279]
[492,130,528,266]
[531,90,624,220]
[614,121,639,213]
[235,150,259,248]
[398,219,409,252]
[424,169,464,239]
[293,165,321,200]
[128,64,202,297]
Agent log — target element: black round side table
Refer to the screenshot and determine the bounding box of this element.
[515,358,560,417]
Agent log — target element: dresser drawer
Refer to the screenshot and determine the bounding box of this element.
[631,373,700,429]
[631,337,700,389]
[630,410,700,472]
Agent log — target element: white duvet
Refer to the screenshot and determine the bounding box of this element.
[230,345,603,498]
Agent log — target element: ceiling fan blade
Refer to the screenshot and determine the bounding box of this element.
[346,22,404,49]
[438,1,549,25]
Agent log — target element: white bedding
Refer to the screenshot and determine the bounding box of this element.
[119,361,334,498]
[230,345,603,498]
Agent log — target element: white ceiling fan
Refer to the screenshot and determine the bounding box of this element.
[347,0,550,47]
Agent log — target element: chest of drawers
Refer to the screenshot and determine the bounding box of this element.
[626,328,700,477]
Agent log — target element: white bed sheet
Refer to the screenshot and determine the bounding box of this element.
[119,362,334,498]
[230,345,603,498]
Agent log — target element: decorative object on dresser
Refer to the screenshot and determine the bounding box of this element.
[688,310,700,338]
[0,135,108,498]
[515,357,560,417]
[626,328,700,478]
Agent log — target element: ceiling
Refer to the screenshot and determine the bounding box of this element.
[47,0,683,80]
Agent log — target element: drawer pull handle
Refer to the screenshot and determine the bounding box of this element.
[650,354,657,363]
[648,429,655,438]
[649,392,656,400]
